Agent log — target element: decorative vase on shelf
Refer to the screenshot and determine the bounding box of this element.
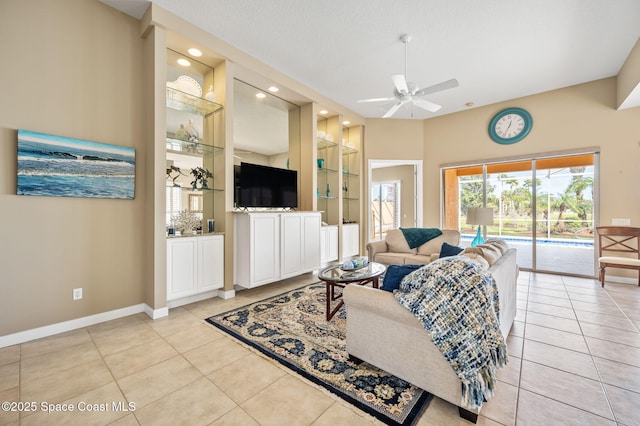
[205,85,217,102]
[184,119,199,142]
[175,124,186,140]
[326,183,331,197]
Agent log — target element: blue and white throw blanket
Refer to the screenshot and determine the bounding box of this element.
[393,256,507,409]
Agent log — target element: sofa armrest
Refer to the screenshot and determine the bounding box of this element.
[343,285,422,328]
[366,240,389,262]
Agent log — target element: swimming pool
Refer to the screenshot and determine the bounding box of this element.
[460,234,594,247]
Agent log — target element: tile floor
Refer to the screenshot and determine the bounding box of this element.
[1,271,640,425]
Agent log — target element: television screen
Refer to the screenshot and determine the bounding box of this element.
[236,162,297,208]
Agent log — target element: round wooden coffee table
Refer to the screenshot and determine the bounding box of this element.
[318,262,386,321]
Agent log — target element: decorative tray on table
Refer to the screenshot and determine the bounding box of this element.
[340,257,369,271]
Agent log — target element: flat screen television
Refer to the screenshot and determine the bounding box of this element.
[235,162,298,208]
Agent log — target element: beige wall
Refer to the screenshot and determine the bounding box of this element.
[0,0,146,335]
[364,119,424,161]
[418,78,640,228]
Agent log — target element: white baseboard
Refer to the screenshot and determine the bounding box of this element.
[166,290,221,309]
[0,303,159,349]
[217,289,236,299]
[145,305,169,319]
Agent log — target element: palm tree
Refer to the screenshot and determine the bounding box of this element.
[566,174,593,222]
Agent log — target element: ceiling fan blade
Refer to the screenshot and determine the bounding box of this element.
[357,97,397,103]
[382,99,408,118]
[391,74,408,94]
[413,98,442,112]
[414,78,459,97]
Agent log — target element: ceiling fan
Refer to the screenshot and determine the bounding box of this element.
[357,34,459,118]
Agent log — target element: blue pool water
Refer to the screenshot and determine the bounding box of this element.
[461,234,594,247]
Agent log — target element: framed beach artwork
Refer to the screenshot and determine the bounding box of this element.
[17,130,135,199]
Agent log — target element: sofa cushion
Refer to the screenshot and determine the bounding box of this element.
[403,254,435,264]
[375,252,411,265]
[385,229,417,254]
[460,252,490,270]
[381,264,424,292]
[484,238,509,254]
[440,242,464,258]
[464,244,502,266]
[416,229,461,255]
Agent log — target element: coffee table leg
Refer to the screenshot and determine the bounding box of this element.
[326,282,331,321]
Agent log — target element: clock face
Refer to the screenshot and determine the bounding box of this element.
[495,113,525,139]
[489,108,532,144]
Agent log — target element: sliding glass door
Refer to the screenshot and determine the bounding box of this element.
[443,153,597,277]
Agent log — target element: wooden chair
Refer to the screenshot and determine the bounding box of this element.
[596,226,640,287]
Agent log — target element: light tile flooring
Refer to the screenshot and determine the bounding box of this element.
[1,272,640,425]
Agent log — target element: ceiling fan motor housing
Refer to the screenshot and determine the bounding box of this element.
[394,81,419,97]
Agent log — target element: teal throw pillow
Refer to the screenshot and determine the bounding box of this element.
[381,264,423,292]
[439,242,464,258]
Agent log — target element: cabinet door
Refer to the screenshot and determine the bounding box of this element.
[320,227,328,264]
[281,214,303,278]
[342,224,360,258]
[327,226,339,262]
[251,214,280,285]
[198,236,224,292]
[303,214,321,271]
[167,239,197,300]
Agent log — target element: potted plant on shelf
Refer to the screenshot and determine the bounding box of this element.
[190,167,212,190]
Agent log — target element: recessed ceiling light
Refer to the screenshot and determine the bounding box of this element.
[342,120,350,126]
[187,48,202,57]
[256,92,266,99]
[268,86,279,92]
[465,101,474,107]
[177,58,191,67]
[319,109,328,115]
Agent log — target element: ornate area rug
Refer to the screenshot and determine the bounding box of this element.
[205,282,432,426]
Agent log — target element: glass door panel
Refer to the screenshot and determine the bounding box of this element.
[456,169,485,247]
[534,157,595,275]
[485,162,534,269]
[370,182,399,240]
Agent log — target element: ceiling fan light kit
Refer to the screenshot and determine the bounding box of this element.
[357,34,458,118]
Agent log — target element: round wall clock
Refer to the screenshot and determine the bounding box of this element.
[488,107,532,144]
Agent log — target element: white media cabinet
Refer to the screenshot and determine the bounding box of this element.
[234,211,321,288]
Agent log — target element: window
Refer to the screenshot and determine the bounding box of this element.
[166,186,181,224]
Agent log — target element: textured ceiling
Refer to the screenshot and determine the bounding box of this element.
[102,0,640,121]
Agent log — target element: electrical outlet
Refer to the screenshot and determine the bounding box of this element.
[612,218,631,226]
[73,288,83,300]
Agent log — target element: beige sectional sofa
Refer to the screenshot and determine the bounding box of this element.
[343,239,518,423]
[366,228,461,264]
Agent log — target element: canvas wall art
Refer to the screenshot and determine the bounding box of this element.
[17,130,135,199]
